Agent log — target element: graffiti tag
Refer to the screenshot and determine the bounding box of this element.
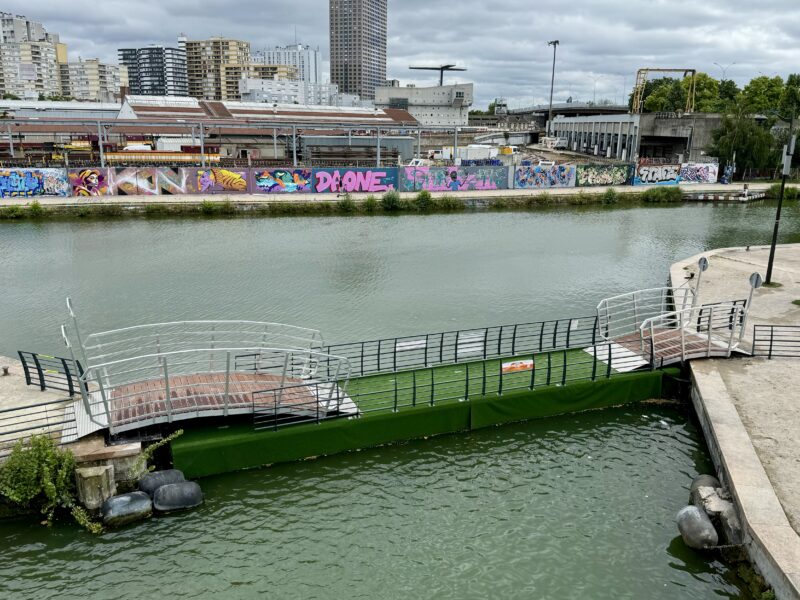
[634,164,681,185]
[314,169,396,193]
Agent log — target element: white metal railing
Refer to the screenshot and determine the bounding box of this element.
[640,303,745,366]
[597,287,695,342]
[77,346,351,434]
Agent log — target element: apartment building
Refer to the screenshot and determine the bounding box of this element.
[329,0,387,100]
[257,44,321,84]
[185,37,250,100]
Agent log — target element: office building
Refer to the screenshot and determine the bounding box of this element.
[185,37,250,100]
[329,0,387,100]
[118,45,189,96]
[257,44,321,83]
[375,82,473,127]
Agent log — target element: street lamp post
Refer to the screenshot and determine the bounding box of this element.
[713,61,736,81]
[765,112,796,285]
[547,40,559,138]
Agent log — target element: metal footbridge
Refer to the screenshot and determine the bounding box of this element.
[1,259,763,451]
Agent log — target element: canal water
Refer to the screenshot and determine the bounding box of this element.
[1,201,797,598]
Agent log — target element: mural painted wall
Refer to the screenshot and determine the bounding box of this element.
[633,163,682,186]
[69,168,112,196]
[679,163,719,184]
[400,166,508,192]
[312,168,398,193]
[514,165,576,189]
[576,164,632,187]
[195,168,249,194]
[0,168,69,197]
[251,169,312,193]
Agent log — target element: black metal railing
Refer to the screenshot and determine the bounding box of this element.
[752,325,800,358]
[323,316,600,378]
[251,342,642,432]
[0,397,79,457]
[17,351,83,396]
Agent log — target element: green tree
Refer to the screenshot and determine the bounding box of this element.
[741,76,784,114]
[708,99,781,173]
[718,79,740,107]
[779,73,800,120]
[688,73,721,112]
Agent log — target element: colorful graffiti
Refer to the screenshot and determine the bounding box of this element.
[0,168,69,197]
[251,169,312,193]
[69,168,111,196]
[633,163,682,186]
[312,169,397,193]
[679,163,719,184]
[157,168,194,195]
[196,168,249,194]
[514,165,576,189]
[576,164,631,187]
[400,167,508,192]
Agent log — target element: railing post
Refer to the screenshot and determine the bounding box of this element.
[455,331,461,363]
[496,327,503,357]
[61,357,75,397]
[223,351,231,417]
[607,343,613,378]
[278,352,290,405]
[552,320,559,349]
[162,357,172,423]
[17,351,32,386]
[360,341,365,376]
[529,354,536,389]
[274,391,278,432]
[769,326,774,359]
[430,368,435,406]
[546,352,552,385]
[649,323,656,370]
[482,360,486,396]
[316,383,320,423]
[393,338,397,372]
[412,370,417,407]
[592,315,598,345]
[680,318,686,362]
[393,376,398,412]
[566,319,573,348]
[377,340,382,372]
[591,345,597,381]
[31,353,46,391]
[511,325,518,355]
[483,328,489,360]
[562,349,567,385]
[424,334,429,366]
[498,360,503,396]
[465,363,470,400]
[539,322,545,352]
[707,306,715,357]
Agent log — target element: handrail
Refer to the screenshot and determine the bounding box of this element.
[597,287,695,342]
[752,324,800,358]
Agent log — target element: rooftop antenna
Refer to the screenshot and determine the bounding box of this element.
[409,64,466,87]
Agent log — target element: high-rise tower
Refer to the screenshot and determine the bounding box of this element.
[329,0,387,100]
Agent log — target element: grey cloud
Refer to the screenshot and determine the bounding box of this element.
[4,0,799,107]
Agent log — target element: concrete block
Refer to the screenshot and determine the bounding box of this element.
[75,465,116,511]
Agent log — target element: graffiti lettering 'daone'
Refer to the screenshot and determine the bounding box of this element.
[0,169,69,197]
[252,169,311,193]
[69,168,110,196]
[313,169,397,193]
[633,164,681,186]
[576,165,631,187]
[400,167,508,192]
[197,168,248,193]
[514,165,576,189]
[679,163,719,184]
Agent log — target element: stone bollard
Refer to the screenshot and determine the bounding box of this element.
[677,505,719,549]
[2,365,9,376]
[75,465,116,511]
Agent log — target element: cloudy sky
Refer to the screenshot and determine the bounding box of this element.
[6,0,800,108]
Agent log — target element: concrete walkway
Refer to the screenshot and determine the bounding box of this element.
[671,245,800,600]
[0,181,787,207]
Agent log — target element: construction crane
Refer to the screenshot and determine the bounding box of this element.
[631,68,697,114]
[409,64,466,87]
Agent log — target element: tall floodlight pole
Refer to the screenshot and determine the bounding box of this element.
[547,40,560,137]
[766,120,796,284]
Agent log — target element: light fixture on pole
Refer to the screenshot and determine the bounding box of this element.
[547,40,560,137]
[713,61,736,81]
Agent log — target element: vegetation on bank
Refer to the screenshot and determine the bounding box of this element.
[0,184,796,221]
[0,436,102,533]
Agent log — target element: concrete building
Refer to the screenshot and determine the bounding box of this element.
[550,112,725,162]
[239,79,360,107]
[221,63,297,101]
[330,0,387,100]
[118,45,189,97]
[257,44,321,84]
[375,83,473,127]
[185,37,250,100]
[59,59,127,102]
[0,13,61,99]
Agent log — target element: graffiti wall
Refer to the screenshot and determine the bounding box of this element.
[514,165,576,189]
[251,169,312,193]
[576,164,632,187]
[69,168,112,196]
[0,168,70,197]
[679,163,719,184]
[194,168,249,194]
[400,166,508,192]
[633,163,682,186]
[312,168,398,193]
